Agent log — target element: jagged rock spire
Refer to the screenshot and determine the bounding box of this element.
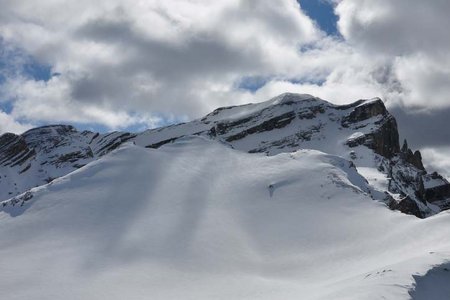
[401,139,408,153]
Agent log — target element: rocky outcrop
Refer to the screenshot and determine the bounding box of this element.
[369,116,400,159]
[22,125,76,143]
[400,139,425,171]
[388,196,424,218]
[341,98,387,126]
[426,185,450,203]
[338,99,444,216]
[0,133,35,167]
[224,111,296,142]
[343,99,400,158]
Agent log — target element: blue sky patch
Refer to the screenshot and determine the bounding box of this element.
[0,38,52,83]
[22,62,52,82]
[298,0,339,36]
[236,76,271,92]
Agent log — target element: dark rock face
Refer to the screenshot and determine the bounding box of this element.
[412,151,424,170]
[388,196,424,218]
[93,132,136,156]
[370,116,401,159]
[398,140,426,171]
[340,99,440,217]
[380,156,429,214]
[224,111,296,142]
[350,116,401,159]
[22,125,77,151]
[341,98,387,126]
[145,137,180,149]
[344,100,400,158]
[425,185,450,202]
[0,133,35,167]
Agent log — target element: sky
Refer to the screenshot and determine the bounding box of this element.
[0,0,449,177]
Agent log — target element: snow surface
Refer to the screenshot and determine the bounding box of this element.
[1,137,450,299]
[409,262,450,299]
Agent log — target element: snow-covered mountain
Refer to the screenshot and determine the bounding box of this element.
[2,93,450,299]
[1,136,450,299]
[2,93,449,217]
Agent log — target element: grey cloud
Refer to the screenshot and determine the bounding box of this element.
[337,0,450,55]
[226,0,318,42]
[335,0,450,110]
[70,12,270,115]
[75,14,265,78]
[369,64,402,94]
[391,106,450,150]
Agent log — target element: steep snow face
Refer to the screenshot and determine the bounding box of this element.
[0,125,135,200]
[1,137,450,300]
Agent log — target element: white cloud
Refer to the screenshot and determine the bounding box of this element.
[1,75,166,130]
[421,147,450,181]
[0,109,32,134]
[394,53,450,109]
[0,0,324,129]
[336,0,450,56]
[0,0,449,133]
[335,0,450,110]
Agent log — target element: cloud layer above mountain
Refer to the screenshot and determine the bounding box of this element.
[0,0,449,136]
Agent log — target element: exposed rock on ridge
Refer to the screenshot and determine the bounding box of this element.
[343,99,400,158]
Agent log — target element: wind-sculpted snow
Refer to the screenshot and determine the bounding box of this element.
[1,137,450,299]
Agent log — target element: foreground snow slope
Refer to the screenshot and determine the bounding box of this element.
[1,137,450,299]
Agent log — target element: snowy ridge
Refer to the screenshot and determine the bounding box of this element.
[1,137,450,299]
[0,125,135,200]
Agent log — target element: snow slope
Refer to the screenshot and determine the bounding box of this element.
[409,262,450,299]
[1,137,450,299]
